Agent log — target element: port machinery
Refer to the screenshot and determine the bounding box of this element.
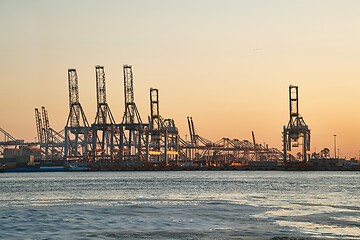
[91,65,121,164]
[35,106,64,161]
[146,87,179,166]
[180,117,283,167]
[120,65,148,164]
[283,85,311,163]
[64,69,92,162]
[1,64,284,169]
[62,65,150,168]
[0,127,24,156]
[62,65,283,168]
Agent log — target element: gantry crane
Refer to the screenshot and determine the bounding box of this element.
[64,69,92,162]
[186,116,216,165]
[121,65,148,163]
[145,88,179,166]
[283,85,311,162]
[92,65,121,162]
[35,107,48,159]
[35,108,44,145]
[44,107,64,160]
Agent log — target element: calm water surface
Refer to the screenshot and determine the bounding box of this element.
[0,171,359,239]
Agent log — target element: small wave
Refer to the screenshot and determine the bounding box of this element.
[85,230,316,240]
[86,230,218,240]
[270,237,317,240]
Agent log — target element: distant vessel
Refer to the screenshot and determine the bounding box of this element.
[3,166,66,172]
[65,163,91,171]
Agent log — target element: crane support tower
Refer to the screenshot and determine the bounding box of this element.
[35,106,65,161]
[35,108,44,145]
[145,88,179,166]
[186,117,215,166]
[64,69,92,162]
[91,65,122,163]
[283,85,311,162]
[41,106,50,159]
[121,65,148,163]
[41,107,50,144]
[35,107,50,160]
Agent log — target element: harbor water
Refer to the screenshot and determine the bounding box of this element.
[0,171,359,239]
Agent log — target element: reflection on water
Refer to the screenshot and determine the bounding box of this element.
[277,220,360,239]
[0,171,359,239]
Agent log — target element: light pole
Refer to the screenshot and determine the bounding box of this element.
[333,135,337,159]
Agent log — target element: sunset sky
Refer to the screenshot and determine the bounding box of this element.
[1,0,360,158]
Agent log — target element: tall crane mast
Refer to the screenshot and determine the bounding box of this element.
[252,131,258,161]
[66,69,90,128]
[186,116,214,165]
[94,65,115,124]
[35,108,44,144]
[189,117,197,146]
[64,69,91,161]
[146,88,179,165]
[92,65,119,161]
[283,85,311,162]
[122,65,142,124]
[35,107,50,160]
[121,65,147,162]
[41,106,51,160]
[150,88,161,130]
[42,106,50,144]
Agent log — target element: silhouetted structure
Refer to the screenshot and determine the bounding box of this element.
[91,65,121,162]
[121,65,148,163]
[146,88,179,166]
[283,85,311,162]
[64,69,92,162]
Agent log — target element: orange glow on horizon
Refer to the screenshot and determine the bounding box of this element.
[1,1,360,158]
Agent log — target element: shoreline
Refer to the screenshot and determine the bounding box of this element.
[2,165,360,172]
